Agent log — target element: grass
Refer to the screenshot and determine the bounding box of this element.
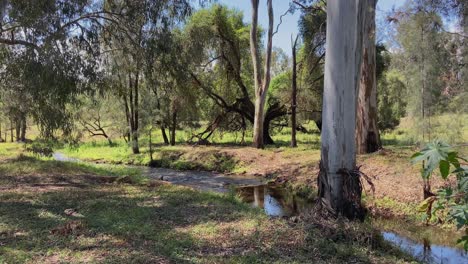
[0,148,413,263]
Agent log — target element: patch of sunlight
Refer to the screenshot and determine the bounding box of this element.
[0,248,30,262]
[37,209,66,221]
[137,196,163,208]
[186,221,220,238]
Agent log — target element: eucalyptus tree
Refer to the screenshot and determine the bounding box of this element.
[394,4,449,142]
[298,0,327,130]
[356,0,381,154]
[318,0,367,219]
[183,5,287,145]
[102,0,193,153]
[250,0,274,148]
[0,0,108,138]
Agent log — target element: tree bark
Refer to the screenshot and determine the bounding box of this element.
[250,0,274,149]
[356,0,381,154]
[318,0,366,220]
[263,118,274,145]
[170,110,177,146]
[15,119,20,142]
[10,118,13,142]
[127,70,140,154]
[291,35,299,148]
[161,126,169,145]
[20,113,26,141]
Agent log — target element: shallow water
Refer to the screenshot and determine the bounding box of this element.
[236,184,467,263]
[53,152,263,192]
[236,184,314,217]
[382,231,468,264]
[142,167,263,193]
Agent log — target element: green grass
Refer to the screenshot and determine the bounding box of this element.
[0,152,413,263]
[381,114,468,146]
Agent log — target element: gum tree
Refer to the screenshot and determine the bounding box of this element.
[317,0,367,219]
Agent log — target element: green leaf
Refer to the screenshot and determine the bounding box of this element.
[439,160,450,179]
[411,152,423,161]
[418,197,435,212]
[448,152,460,168]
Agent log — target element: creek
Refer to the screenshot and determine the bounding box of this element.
[53,152,467,263]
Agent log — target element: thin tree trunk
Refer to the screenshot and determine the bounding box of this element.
[356,0,381,154]
[161,126,169,145]
[170,110,177,146]
[291,35,299,148]
[250,0,274,149]
[20,113,26,141]
[318,0,366,220]
[128,71,140,154]
[15,119,20,142]
[262,118,274,145]
[10,118,13,142]
[420,25,426,143]
[149,128,153,162]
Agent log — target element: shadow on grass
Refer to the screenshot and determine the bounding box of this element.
[0,156,414,263]
[0,184,410,263]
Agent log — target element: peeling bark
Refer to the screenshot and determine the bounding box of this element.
[356,0,381,154]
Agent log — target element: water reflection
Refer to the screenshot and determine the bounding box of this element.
[236,184,313,217]
[383,232,468,264]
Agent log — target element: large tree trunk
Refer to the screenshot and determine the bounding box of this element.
[291,36,299,148]
[250,0,274,149]
[356,0,381,154]
[318,0,366,220]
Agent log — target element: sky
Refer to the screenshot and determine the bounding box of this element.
[217,0,405,52]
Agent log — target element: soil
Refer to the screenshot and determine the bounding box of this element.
[183,146,455,204]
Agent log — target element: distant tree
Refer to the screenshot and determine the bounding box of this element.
[298,0,327,130]
[183,5,287,145]
[377,70,407,131]
[250,0,275,149]
[394,4,450,142]
[102,0,193,153]
[291,36,299,148]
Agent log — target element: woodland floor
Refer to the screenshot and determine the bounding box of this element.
[0,145,413,264]
[60,142,464,220]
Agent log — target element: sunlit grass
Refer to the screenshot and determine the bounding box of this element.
[0,151,412,263]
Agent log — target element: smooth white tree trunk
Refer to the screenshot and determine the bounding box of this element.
[250,0,274,149]
[318,0,366,218]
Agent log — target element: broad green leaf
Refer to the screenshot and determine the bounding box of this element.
[439,160,450,179]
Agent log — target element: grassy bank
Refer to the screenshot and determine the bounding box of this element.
[0,147,412,263]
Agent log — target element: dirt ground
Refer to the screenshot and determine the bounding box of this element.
[190,145,457,204]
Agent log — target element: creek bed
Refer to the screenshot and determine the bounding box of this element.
[53,152,467,263]
[236,183,468,264]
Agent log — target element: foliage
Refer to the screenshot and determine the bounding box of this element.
[412,141,468,250]
[377,70,407,131]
